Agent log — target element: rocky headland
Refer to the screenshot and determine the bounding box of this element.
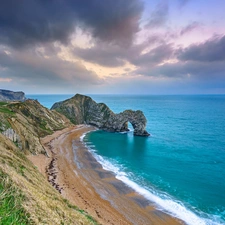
[51,94,150,136]
[0,89,26,102]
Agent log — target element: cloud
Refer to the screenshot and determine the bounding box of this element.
[72,33,225,93]
[131,43,174,66]
[178,35,225,62]
[177,0,191,8]
[74,0,143,46]
[73,37,173,70]
[136,60,225,84]
[74,44,126,67]
[145,1,169,28]
[0,0,143,48]
[72,33,169,68]
[180,22,201,36]
[0,46,104,91]
[0,78,12,82]
[73,40,150,67]
[131,35,225,92]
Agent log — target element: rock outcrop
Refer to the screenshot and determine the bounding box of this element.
[0,99,72,154]
[2,128,22,148]
[0,89,26,102]
[51,94,150,136]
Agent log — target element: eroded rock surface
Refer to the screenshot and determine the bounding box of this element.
[0,89,26,102]
[0,99,72,155]
[51,94,150,136]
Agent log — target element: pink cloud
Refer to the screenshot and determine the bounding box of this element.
[0,78,12,82]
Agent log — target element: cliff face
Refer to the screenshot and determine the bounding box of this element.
[0,89,26,102]
[0,99,71,154]
[51,94,150,136]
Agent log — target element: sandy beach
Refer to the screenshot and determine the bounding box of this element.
[28,125,184,225]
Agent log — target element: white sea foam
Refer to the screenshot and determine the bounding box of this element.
[82,134,224,225]
[119,130,134,134]
[94,154,224,225]
[80,129,94,142]
[80,133,86,141]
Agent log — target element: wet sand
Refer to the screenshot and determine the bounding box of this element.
[28,125,184,225]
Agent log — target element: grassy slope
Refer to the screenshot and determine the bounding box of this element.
[0,133,98,225]
[0,100,99,225]
[0,171,30,225]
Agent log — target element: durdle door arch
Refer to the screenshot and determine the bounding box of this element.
[52,94,150,136]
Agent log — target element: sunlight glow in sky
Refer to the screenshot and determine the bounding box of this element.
[0,0,225,94]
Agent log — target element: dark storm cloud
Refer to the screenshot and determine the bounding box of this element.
[178,35,225,62]
[74,0,143,46]
[145,1,169,28]
[0,0,143,48]
[0,0,75,48]
[180,22,201,35]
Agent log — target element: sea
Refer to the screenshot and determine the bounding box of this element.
[27,94,225,225]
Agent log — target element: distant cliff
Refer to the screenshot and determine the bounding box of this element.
[51,94,150,136]
[0,89,26,102]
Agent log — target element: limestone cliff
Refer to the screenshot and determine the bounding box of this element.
[0,99,71,154]
[51,94,150,136]
[0,89,26,102]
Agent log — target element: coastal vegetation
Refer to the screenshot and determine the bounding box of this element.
[0,170,30,225]
[0,97,99,225]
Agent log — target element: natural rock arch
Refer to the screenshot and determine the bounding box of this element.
[52,94,150,136]
[115,110,149,136]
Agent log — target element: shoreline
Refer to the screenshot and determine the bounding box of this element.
[28,125,184,225]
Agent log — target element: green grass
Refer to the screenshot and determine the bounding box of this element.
[0,102,15,115]
[39,119,47,130]
[0,102,7,106]
[0,170,31,225]
[39,119,53,135]
[0,119,12,132]
[63,199,99,225]
[13,141,19,148]
[0,108,14,114]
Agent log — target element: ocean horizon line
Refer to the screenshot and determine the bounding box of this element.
[27,93,225,96]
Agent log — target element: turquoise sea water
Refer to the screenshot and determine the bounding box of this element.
[28,94,225,225]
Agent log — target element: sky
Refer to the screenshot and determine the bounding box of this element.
[0,0,225,95]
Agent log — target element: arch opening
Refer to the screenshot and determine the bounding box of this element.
[121,120,136,132]
[128,121,133,131]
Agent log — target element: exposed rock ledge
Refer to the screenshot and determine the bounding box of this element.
[0,89,26,102]
[51,94,150,136]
